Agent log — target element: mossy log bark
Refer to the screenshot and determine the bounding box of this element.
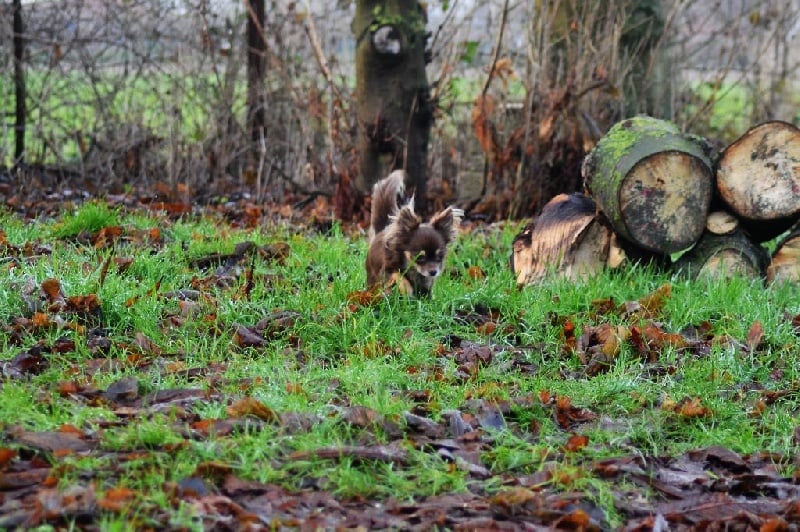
[511,193,624,286]
[582,116,714,254]
[673,231,768,281]
[767,222,800,284]
[717,121,800,223]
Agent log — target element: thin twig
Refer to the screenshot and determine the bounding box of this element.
[481,0,511,99]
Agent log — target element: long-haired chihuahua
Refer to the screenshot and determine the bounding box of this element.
[366,170,461,297]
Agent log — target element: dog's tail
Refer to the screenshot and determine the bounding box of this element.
[369,170,407,238]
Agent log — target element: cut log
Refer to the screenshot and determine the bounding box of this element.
[511,193,624,285]
[767,222,800,284]
[705,211,739,235]
[582,115,714,254]
[716,120,800,222]
[673,230,768,281]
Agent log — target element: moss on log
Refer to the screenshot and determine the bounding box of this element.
[582,116,714,254]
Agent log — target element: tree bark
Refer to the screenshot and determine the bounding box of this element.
[716,120,800,221]
[582,116,714,254]
[353,0,432,212]
[245,0,266,165]
[673,230,768,281]
[13,0,25,166]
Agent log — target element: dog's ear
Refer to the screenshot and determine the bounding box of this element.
[429,207,461,243]
[394,206,421,234]
[386,205,421,246]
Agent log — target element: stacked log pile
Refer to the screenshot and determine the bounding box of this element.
[512,116,800,286]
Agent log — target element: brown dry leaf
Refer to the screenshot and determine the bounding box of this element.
[564,434,589,453]
[555,508,592,529]
[554,396,597,429]
[745,320,764,351]
[232,324,266,348]
[641,322,689,350]
[346,288,385,308]
[749,399,767,418]
[475,321,497,336]
[467,265,485,279]
[104,376,140,403]
[31,312,50,328]
[97,487,137,512]
[0,447,17,468]
[472,95,498,160]
[637,283,671,316]
[41,278,66,305]
[59,424,86,437]
[112,256,134,275]
[285,382,305,395]
[673,397,712,418]
[562,319,577,354]
[66,293,101,315]
[227,397,279,423]
[92,225,124,248]
[489,486,539,510]
[10,426,94,453]
[133,331,162,355]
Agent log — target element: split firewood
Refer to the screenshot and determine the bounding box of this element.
[511,193,624,286]
[767,222,800,284]
[673,230,768,281]
[582,115,715,255]
[716,120,800,222]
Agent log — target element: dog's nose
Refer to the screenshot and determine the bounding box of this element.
[428,268,439,277]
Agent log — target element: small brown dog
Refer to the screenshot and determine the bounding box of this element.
[366,170,461,297]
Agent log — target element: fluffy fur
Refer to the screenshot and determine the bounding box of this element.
[366,170,461,297]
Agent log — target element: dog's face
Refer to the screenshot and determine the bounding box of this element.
[390,206,457,284]
[404,229,447,280]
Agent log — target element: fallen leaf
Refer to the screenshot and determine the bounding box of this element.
[564,434,589,452]
[97,487,137,512]
[745,320,764,351]
[227,397,279,423]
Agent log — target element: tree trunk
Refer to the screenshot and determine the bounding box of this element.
[716,120,800,221]
[767,222,800,285]
[13,0,25,166]
[582,116,714,254]
[245,0,266,166]
[673,230,768,281]
[511,193,624,285]
[353,0,432,212]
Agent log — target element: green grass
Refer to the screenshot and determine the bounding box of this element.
[1,201,799,528]
[0,71,247,165]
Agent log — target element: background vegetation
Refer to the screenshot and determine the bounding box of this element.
[1,0,798,216]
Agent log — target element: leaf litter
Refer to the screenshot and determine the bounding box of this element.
[1,196,800,529]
